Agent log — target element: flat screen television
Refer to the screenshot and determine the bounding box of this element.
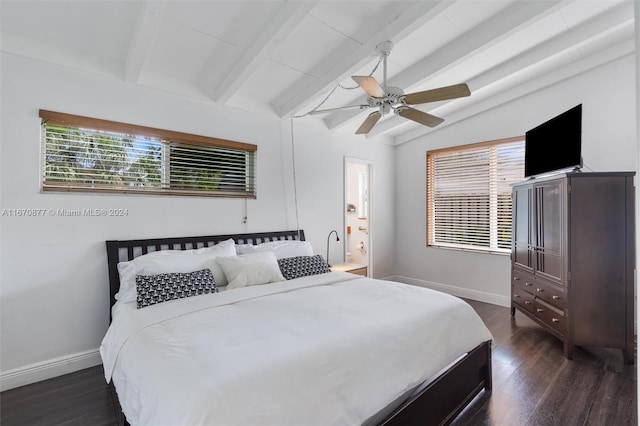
[524,104,582,178]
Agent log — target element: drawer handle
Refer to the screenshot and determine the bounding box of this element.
[513,277,520,281]
[552,318,560,323]
[536,288,544,292]
[514,295,520,298]
[525,282,532,287]
[552,295,560,300]
[536,308,544,313]
[524,301,532,305]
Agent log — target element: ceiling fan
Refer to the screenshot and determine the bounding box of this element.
[309,41,471,135]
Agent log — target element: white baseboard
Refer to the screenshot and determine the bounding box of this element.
[390,275,511,308]
[0,348,102,392]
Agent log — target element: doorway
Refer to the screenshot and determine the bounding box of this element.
[344,158,372,276]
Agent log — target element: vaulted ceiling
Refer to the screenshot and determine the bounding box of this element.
[1,0,635,145]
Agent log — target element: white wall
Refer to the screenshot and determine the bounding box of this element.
[394,54,637,306]
[3,39,633,394]
[0,52,395,389]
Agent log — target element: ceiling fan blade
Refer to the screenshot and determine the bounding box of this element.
[307,105,370,115]
[355,111,382,134]
[396,107,444,127]
[352,76,386,98]
[403,83,471,105]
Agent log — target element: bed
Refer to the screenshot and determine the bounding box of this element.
[101,229,493,426]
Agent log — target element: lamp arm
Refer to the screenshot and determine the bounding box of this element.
[326,229,340,267]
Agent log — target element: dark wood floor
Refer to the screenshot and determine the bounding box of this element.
[452,300,637,426]
[1,300,635,425]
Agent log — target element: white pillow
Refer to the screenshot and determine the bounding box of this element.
[116,238,236,303]
[216,251,285,290]
[235,240,314,259]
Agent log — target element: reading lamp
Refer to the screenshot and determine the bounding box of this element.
[326,230,340,267]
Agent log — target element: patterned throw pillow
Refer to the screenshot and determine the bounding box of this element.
[136,269,217,309]
[278,255,331,280]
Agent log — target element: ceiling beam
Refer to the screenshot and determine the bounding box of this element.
[213,1,318,105]
[273,0,460,118]
[326,0,572,131]
[394,36,634,146]
[366,1,634,138]
[124,1,167,84]
[469,1,633,89]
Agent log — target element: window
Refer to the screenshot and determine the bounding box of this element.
[427,137,524,253]
[40,110,257,198]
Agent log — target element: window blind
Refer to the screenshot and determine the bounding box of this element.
[427,137,524,253]
[40,110,257,198]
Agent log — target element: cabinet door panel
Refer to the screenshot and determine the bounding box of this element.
[512,185,533,271]
[535,181,563,283]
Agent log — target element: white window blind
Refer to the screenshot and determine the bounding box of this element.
[427,137,525,253]
[40,110,257,198]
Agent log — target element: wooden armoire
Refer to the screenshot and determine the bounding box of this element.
[511,171,635,363]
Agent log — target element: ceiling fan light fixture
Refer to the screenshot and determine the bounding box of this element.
[304,40,470,135]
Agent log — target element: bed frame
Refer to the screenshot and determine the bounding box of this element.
[105,229,491,426]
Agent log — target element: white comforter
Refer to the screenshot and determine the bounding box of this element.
[100,272,493,426]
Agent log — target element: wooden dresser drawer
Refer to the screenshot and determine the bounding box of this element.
[513,286,535,314]
[532,279,566,311]
[535,299,565,336]
[512,269,535,294]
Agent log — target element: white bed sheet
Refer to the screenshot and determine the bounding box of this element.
[100,271,493,426]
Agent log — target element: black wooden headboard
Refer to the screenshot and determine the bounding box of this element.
[105,229,305,316]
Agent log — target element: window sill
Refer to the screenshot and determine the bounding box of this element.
[428,244,510,256]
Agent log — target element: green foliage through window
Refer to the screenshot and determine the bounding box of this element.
[40,112,256,198]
